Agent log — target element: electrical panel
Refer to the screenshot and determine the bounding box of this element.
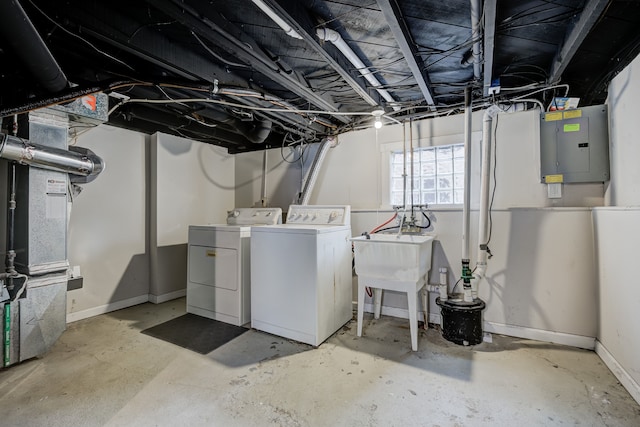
[540,104,610,183]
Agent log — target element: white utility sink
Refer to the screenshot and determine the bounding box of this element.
[351,233,435,282]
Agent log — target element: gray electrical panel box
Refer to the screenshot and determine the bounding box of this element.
[540,104,610,183]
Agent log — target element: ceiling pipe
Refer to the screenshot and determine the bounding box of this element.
[0,0,68,93]
[251,0,302,39]
[316,28,401,111]
[470,0,482,81]
[249,0,379,107]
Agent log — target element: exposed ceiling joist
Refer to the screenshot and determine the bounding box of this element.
[548,0,609,84]
[375,0,436,110]
[149,0,349,124]
[253,0,381,108]
[483,0,497,97]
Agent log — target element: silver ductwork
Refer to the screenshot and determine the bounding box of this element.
[0,133,105,182]
[298,137,336,205]
[1,105,105,368]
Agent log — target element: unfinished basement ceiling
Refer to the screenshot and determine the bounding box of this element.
[0,0,639,153]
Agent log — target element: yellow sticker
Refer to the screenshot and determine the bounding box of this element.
[545,174,564,183]
[564,123,580,132]
[545,112,563,122]
[563,110,582,119]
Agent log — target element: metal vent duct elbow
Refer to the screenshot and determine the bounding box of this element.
[235,118,273,144]
[0,133,104,182]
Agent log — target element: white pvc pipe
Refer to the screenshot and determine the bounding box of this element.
[470,0,482,80]
[473,105,501,298]
[462,88,472,262]
[260,149,268,207]
[316,28,400,111]
[252,0,302,39]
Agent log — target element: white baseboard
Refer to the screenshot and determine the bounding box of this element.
[483,321,595,350]
[362,303,595,349]
[148,289,186,304]
[66,295,149,323]
[595,341,640,405]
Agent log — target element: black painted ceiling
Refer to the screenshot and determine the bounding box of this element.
[0,0,639,153]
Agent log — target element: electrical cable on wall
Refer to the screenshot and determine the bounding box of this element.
[481,111,500,259]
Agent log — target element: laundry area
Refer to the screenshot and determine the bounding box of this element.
[1,0,640,426]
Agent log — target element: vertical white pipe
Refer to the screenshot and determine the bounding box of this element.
[474,106,501,298]
[402,121,407,209]
[462,87,472,262]
[260,149,268,207]
[470,0,482,80]
[409,118,414,214]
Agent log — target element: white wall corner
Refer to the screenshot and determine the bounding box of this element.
[66,295,149,323]
[148,289,186,304]
[596,341,640,405]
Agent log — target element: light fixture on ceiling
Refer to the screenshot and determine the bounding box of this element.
[251,0,303,39]
[372,109,385,129]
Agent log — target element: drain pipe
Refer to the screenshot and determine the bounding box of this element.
[0,133,105,180]
[259,149,269,207]
[473,105,501,298]
[316,28,400,111]
[470,0,482,81]
[461,87,473,301]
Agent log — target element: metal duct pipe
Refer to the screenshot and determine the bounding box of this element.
[470,0,482,81]
[316,28,400,111]
[0,133,104,180]
[0,0,68,92]
[299,137,334,205]
[235,118,273,144]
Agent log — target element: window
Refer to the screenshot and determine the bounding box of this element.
[390,143,465,206]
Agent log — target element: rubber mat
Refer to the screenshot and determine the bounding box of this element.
[141,313,248,354]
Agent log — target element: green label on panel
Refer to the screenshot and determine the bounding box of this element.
[563,123,580,132]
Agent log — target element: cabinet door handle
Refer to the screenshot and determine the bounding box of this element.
[206,250,216,257]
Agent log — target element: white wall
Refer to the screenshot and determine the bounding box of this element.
[606,53,640,207]
[593,208,640,404]
[67,128,235,319]
[594,53,640,403]
[67,126,149,321]
[235,108,602,347]
[150,133,235,301]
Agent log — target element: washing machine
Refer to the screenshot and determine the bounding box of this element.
[186,207,282,326]
[250,205,352,346]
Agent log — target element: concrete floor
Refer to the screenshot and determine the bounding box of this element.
[1,298,639,427]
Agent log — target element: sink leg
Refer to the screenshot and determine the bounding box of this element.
[408,290,418,351]
[373,288,382,319]
[357,278,365,337]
